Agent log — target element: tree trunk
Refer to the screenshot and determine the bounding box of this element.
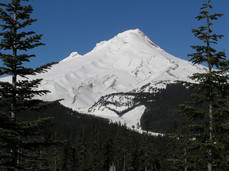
[123,155,126,171]
[109,163,116,171]
[11,7,17,121]
[184,148,188,171]
[206,3,213,170]
[208,102,213,171]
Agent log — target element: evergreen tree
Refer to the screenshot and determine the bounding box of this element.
[0,0,57,170]
[178,0,229,170]
[102,138,114,170]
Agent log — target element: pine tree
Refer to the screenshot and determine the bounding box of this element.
[178,0,229,170]
[0,0,57,170]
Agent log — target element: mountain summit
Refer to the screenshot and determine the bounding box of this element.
[0,29,207,131]
[90,29,160,53]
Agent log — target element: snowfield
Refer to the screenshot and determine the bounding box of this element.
[0,29,207,132]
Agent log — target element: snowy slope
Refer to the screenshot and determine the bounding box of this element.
[0,29,207,131]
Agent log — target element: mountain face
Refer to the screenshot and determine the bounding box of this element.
[0,29,207,132]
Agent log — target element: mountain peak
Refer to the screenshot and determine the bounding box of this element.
[117,29,159,47]
[0,28,207,132]
[92,29,159,52]
[116,28,144,37]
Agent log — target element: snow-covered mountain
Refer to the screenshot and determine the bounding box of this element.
[0,29,207,132]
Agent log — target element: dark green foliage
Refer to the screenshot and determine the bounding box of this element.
[0,110,55,171]
[141,84,192,133]
[173,0,229,170]
[0,0,56,118]
[17,103,179,171]
[0,0,57,170]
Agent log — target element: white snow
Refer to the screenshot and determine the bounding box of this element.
[0,28,207,133]
[59,51,82,63]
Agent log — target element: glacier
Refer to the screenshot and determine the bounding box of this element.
[0,29,207,132]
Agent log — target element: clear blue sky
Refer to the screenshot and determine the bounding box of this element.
[7,0,229,67]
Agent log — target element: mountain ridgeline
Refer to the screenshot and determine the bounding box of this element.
[0,29,207,132]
